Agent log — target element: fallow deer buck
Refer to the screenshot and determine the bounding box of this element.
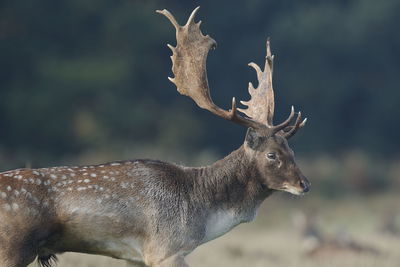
[0,7,310,267]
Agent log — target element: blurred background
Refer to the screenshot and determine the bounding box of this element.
[1,0,399,266]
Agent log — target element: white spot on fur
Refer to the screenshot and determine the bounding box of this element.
[111,163,121,166]
[90,173,97,178]
[77,186,87,191]
[36,179,42,185]
[14,190,19,197]
[6,186,12,191]
[84,179,90,183]
[33,171,40,175]
[50,174,57,179]
[11,203,19,211]
[3,203,11,211]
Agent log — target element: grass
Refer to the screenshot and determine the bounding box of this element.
[27,193,400,267]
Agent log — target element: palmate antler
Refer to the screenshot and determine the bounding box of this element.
[157,7,306,138]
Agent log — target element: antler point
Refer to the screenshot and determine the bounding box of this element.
[300,118,307,127]
[187,6,201,26]
[266,37,272,57]
[158,8,180,29]
[167,44,175,51]
[248,62,262,76]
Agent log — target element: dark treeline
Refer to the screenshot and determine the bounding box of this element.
[0,0,399,168]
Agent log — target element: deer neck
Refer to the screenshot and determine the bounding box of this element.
[192,145,273,214]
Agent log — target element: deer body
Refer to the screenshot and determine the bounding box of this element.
[0,7,310,267]
[1,146,271,266]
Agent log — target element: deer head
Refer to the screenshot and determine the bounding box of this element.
[157,7,310,195]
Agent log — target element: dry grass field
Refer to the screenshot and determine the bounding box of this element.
[28,193,400,267]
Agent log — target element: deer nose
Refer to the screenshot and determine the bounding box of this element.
[299,179,310,193]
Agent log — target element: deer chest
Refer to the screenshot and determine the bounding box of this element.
[201,208,256,243]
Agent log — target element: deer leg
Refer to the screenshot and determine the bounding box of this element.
[152,254,189,267]
[126,260,148,267]
[0,254,33,267]
[0,241,36,267]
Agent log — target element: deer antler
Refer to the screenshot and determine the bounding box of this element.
[157,7,306,138]
[156,7,265,130]
[238,39,307,137]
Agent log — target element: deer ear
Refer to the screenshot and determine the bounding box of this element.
[245,127,263,150]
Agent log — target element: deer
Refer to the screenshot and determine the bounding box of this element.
[0,7,310,267]
[293,211,380,258]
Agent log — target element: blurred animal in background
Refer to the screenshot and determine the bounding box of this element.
[379,211,400,237]
[293,211,380,258]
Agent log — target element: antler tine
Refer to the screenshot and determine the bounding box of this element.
[156,9,180,30]
[186,6,200,26]
[270,105,296,135]
[158,7,266,130]
[284,114,307,139]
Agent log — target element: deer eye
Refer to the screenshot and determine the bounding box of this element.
[267,152,276,160]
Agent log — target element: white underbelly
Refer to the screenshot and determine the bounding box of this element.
[202,209,252,243]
